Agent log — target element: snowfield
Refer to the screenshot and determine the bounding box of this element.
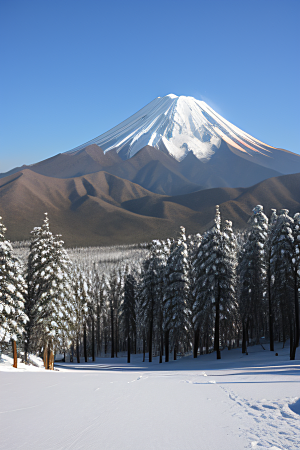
[0,353,45,372]
[1,344,299,450]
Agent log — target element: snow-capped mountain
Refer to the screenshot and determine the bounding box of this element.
[66,94,290,171]
[1,93,300,196]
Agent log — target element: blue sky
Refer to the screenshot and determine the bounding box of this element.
[1,0,299,172]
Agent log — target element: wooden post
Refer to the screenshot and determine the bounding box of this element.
[12,340,17,368]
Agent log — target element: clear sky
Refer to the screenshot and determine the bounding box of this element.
[1,0,299,173]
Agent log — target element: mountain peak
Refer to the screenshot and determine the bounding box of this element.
[165,93,178,99]
[65,94,300,175]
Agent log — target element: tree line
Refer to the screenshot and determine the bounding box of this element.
[0,204,299,368]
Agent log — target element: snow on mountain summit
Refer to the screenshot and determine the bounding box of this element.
[67,94,276,162]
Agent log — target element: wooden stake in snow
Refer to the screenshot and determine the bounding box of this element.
[12,340,17,368]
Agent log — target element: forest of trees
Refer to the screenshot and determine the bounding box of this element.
[0,204,299,369]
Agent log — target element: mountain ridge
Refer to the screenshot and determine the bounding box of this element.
[0,142,282,195]
[2,168,300,247]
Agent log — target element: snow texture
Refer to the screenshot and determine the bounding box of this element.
[1,343,299,450]
[0,353,45,371]
[66,94,275,162]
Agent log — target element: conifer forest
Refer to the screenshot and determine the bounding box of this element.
[1,205,299,367]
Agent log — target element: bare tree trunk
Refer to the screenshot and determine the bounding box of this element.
[268,260,274,351]
[110,303,114,358]
[149,319,153,363]
[76,336,80,363]
[290,322,295,360]
[165,330,169,362]
[97,304,101,356]
[159,329,163,364]
[115,312,118,358]
[84,325,87,362]
[92,317,95,362]
[193,329,198,358]
[294,270,300,348]
[49,349,54,370]
[127,334,130,363]
[43,344,48,369]
[206,331,209,354]
[215,283,221,359]
[12,340,17,368]
[242,322,247,353]
[142,334,145,362]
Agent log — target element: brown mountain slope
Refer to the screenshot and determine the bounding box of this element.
[1,169,300,247]
[0,141,283,197]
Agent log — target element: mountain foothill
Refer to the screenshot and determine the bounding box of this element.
[1,94,300,246]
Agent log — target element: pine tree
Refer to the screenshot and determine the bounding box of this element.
[187,233,202,357]
[163,227,189,360]
[0,216,28,357]
[107,269,119,358]
[239,205,268,351]
[139,253,157,363]
[72,267,89,363]
[270,209,296,359]
[25,213,74,367]
[120,274,136,363]
[155,239,172,363]
[293,212,300,348]
[197,206,237,359]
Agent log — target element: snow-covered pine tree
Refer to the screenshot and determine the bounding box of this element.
[293,212,300,348]
[72,267,89,363]
[25,213,74,368]
[186,233,202,358]
[221,219,239,349]
[197,206,237,359]
[139,250,158,363]
[239,205,268,352]
[90,266,105,358]
[163,227,189,361]
[266,209,277,351]
[138,238,169,363]
[120,274,136,363]
[107,269,119,358]
[0,216,28,361]
[270,209,296,359]
[100,275,110,356]
[155,239,172,363]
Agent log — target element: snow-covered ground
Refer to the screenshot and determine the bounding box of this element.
[0,353,45,372]
[1,344,299,450]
